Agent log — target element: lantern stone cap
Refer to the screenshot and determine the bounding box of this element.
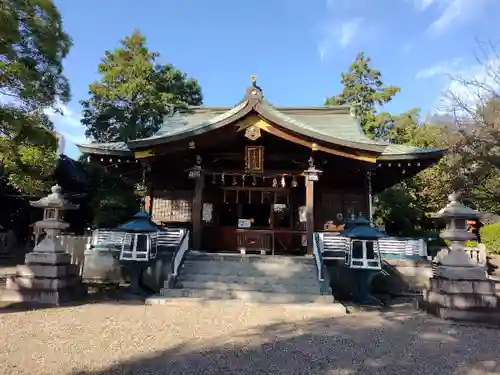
[343,217,387,239]
[30,185,79,210]
[431,192,481,220]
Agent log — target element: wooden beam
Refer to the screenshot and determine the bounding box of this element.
[305,178,315,255]
[255,120,377,163]
[192,173,205,250]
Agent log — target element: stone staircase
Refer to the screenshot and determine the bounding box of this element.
[147,251,345,310]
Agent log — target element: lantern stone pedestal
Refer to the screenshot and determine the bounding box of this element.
[0,185,87,305]
[419,193,500,324]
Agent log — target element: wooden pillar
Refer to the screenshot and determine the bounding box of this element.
[147,185,154,217]
[305,178,315,254]
[304,156,321,255]
[192,172,204,250]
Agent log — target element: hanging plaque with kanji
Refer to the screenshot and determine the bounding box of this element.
[245,146,264,174]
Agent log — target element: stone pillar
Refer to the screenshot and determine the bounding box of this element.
[1,185,87,305]
[419,193,500,323]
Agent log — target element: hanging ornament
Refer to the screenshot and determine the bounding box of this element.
[242,174,246,187]
[272,177,278,188]
[232,175,237,185]
[252,176,257,186]
[221,173,225,185]
[212,174,216,185]
[281,175,286,187]
[291,175,298,188]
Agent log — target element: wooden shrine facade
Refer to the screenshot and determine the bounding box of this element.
[78,78,446,255]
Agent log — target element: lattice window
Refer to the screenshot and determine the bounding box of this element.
[152,198,192,223]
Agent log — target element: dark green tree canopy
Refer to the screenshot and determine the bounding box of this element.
[0,0,72,194]
[81,30,203,143]
[325,52,400,139]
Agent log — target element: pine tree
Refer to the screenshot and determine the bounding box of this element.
[325,52,400,139]
[81,30,203,142]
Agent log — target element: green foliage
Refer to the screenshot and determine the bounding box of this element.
[81,30,203,143]
[373,108,454,235]
[449,97,500,215]
[481,223,500,254]
[325,52,400,139]
[81,160,140,228]
[0,0,71,194]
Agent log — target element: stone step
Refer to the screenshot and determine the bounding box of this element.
[179,273,319,286]
[185,251,315,265]
[158,287,336,304]
[145,296,347,315]
[181,260,316,277]
[178,280,321,295]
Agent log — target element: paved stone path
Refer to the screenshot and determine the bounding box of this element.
[0,300,499,375]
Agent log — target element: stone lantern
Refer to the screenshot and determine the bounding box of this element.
[1,185,87,305]
[343,217,385,304]
[420,193,499,323]
[115,211,160,296]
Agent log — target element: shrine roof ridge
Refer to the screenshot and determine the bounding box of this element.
[76,80,446,161]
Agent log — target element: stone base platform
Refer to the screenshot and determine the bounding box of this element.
[419,277,500,325]
[0,252,87,306]
[0,284,88,305]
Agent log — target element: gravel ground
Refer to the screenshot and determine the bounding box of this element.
[0,300,499,375]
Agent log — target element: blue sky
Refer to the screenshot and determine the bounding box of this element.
[48,0,500,158]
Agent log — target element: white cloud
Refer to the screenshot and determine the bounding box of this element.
[410,0,492,35]
[444,58,500,108]
[415,58,463,79]
[412,0,439,11]
[339,18,363,47]
[44,103,87,147]
[418,55,500,113]
[317,17,363,61]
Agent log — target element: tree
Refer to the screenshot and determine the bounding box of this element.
[374,109,455,235]
[0,0,72,194]
[325,52,400,139]
[81,30,203,143]
[82,161,140,228]
[444,40,500,214]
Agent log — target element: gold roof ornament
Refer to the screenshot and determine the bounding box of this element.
[245,125,261,141]
[251,75,257,83]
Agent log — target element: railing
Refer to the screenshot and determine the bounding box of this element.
[317,233,350,260]
[317,232,428,261]
[433,244,487,269]
[313,233,331,295]
[378,237,427,260]
[167,230,190,288]
[171,230,190,278]
[312,233,324,281]
[57,234,91,275]
[465,244,487,266]
[89,228,187,253]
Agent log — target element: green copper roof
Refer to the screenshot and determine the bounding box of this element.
[76,83,446,161]
[129,101,248,145]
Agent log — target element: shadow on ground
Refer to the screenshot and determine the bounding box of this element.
[67,308,499,375]
[0,286,147,314]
